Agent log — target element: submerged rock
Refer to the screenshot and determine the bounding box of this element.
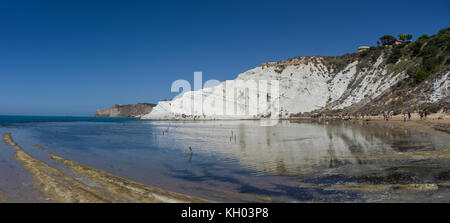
[49,153,209,203]
[434,124,450,134]
[14,149,117,203]
[2,132,22,150]
[330,183,439,192]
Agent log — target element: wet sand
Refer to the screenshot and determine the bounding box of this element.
[2,132,209,203]
[297,182,446,192]
[362,113,450,134]
[292,112,450,136]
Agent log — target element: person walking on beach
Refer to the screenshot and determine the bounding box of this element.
[419,110,424,120]
[424,110,428,120]
[408,111,411,120]
[403,112,407,122]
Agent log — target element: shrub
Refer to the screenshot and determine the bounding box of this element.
[426,103,442,113]
[387,47,402,64]
[359,50,368,58]
[327,57,352,72]
[423,56,440,73]
[407,66,417,76]
[418,34,430,41]
[438,27,450,35]
[415,70,428,83]
[409,40,424,56]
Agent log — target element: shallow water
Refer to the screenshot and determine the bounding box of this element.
[1,118,449,202]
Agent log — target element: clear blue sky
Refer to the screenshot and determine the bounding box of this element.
[1,0,449,116]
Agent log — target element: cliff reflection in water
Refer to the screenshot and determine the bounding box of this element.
[2,118,449,202]
[148,120,449,176]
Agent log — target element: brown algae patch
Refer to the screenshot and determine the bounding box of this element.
[296,182,440,192]
[2,132,22,150]
[296,182,326,188]
[34,145,45,151]
[438,181,450,188]
[49,153,209,203]
[330,183,438,192]
[340,149,450,161]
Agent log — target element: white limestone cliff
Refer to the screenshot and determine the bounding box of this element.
[142,55,449,120]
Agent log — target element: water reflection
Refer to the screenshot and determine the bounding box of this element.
[149,120,449,176]
[4,120,449,202]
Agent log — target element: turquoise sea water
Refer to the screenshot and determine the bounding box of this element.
[0,116,449,202]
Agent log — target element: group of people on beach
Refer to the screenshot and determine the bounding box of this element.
[174,114,207,120]
[418,110,429,120]
[383,111,394,121]
[384,110,428,121]
[401,111,412,122]
[320,110,430,122]
[384,111,411,122]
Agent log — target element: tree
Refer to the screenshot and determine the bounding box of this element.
[406,34,413,42]
[398,33,407,42]
[379,35,397,45]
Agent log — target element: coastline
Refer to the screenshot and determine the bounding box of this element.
[309,112,450,135]
[139,112,450,135]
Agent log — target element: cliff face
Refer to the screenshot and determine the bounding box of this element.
[95,103,155,118]
[143,28,450,119]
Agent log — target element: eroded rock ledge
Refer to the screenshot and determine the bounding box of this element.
[49,153,209,203]
[2,132,208,203]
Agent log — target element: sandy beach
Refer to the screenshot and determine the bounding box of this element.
[288,112,450,135]
[355,112,450,135]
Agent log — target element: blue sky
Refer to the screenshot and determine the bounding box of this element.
[0,0,449,116]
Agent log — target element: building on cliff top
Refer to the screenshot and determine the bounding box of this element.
[358,46,370,52]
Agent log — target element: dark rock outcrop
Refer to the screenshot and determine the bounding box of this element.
[434,123,450,134]
[94,103,156,118]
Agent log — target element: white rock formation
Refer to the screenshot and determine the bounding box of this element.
[142,55,447,120]
[429,71,449,103]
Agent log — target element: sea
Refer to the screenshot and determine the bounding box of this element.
[0,115,449,202]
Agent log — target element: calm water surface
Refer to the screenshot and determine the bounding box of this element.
[1,117,449,202]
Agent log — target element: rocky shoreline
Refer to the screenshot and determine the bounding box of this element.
[94,103,155,118]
